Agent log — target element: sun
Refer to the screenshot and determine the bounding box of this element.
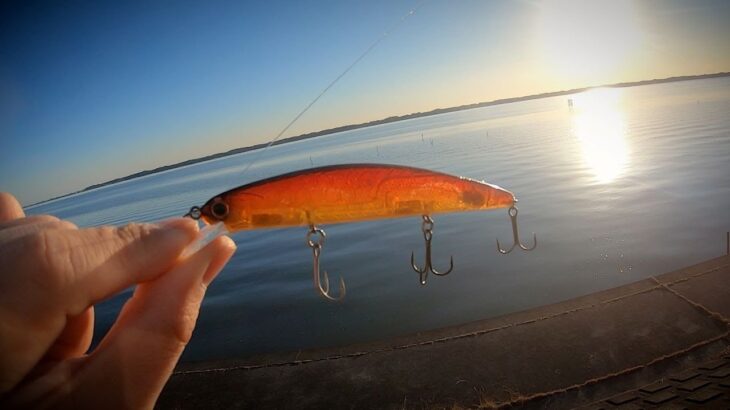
[537,0,643,83]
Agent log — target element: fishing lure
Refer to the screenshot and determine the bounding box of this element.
[185,164,536,300]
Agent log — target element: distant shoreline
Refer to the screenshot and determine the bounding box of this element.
[28,71,730,208]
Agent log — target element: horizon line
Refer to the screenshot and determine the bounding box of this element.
[27,71,730,208]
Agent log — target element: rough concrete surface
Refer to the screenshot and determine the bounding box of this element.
[158,255,730,409]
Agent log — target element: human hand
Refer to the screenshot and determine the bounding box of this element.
[0,192,236,408]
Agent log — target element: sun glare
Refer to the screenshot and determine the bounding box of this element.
[571,88,629,184]
[538,0,643,82]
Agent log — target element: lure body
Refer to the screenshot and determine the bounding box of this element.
[199,164,515,231]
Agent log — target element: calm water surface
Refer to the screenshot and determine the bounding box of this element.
[27,78,730,362]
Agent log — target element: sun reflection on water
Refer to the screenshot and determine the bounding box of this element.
[571,88,629,184]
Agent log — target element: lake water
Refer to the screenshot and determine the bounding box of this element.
[27,77,730,362]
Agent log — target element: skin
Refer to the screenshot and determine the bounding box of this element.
[0,192,236,408]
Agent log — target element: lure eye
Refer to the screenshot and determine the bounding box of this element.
[210,198,229,220]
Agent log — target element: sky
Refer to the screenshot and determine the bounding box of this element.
[1,0,729,205]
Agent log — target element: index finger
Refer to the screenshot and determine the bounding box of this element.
[12,218,199,315]
[0,192,25,222]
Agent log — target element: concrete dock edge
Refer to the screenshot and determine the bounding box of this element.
[159,255,730,409]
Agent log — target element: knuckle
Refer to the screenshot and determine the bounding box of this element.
[94,225,117,240]
[23,230,70,292]
[116,223,140,242]
[171,306,199,346]
[159,300,201,348]
[116,222,154,243]
[25,231,52,268]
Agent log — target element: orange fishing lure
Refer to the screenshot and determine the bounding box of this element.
[196,164,515,230]
[185,164,535,300]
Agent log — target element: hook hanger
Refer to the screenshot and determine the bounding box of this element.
[306,226,346,301]
[497,205,537,254]
[411,215,454,285]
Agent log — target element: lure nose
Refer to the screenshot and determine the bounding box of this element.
[491,188,516,208]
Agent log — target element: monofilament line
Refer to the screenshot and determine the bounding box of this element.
[236,1,427,179]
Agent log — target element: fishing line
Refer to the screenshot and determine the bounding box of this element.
[235,0,427,180]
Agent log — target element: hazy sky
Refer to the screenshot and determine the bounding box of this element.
[1,0,729,205]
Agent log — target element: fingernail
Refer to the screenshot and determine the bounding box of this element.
[154,218,199,247]
[202,236,236,286]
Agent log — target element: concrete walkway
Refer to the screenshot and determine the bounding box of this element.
[158,255,730,409]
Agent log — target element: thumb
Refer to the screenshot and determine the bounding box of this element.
[0,192,24,222]
[67,236,235,408]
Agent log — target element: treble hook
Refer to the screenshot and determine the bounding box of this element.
[497,205,537,254]
[411,215,454,285]
[306,226,346,301]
